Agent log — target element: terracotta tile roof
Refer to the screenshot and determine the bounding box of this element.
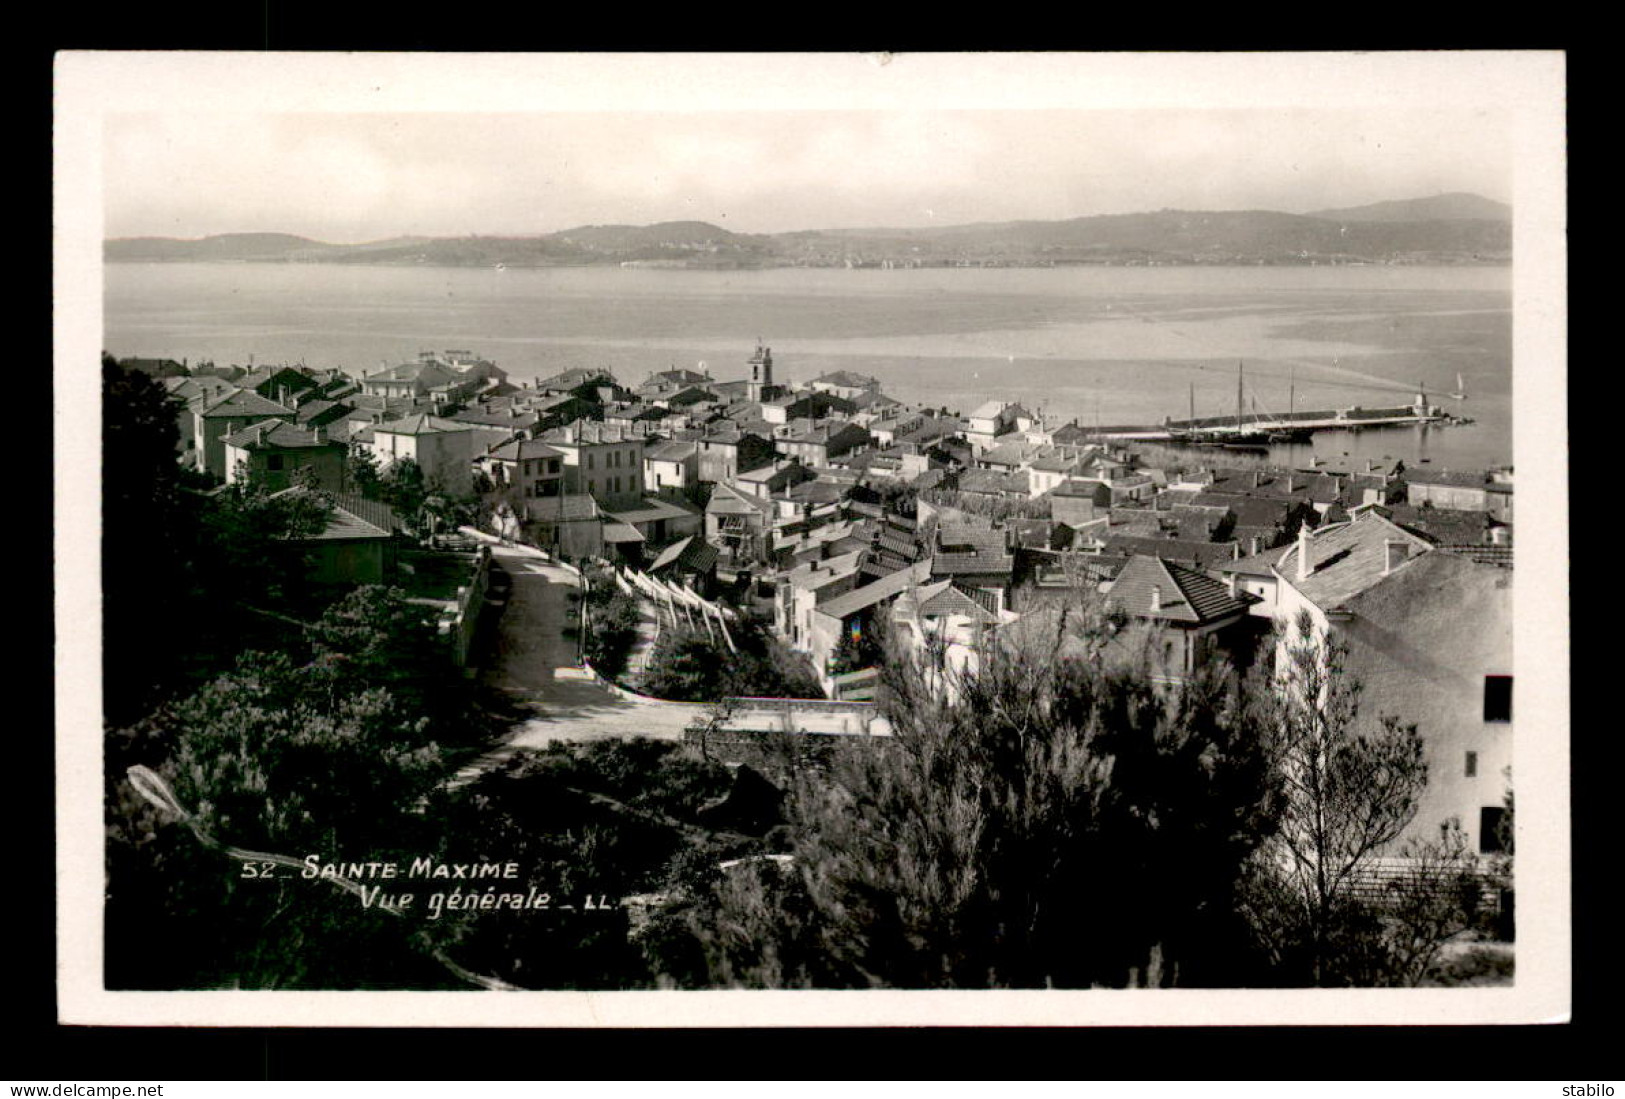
[957,468,1018,496]
[1436,543,1514,567]
[1215,534,1297,577]
[607,497,700,525]
[221,419,344,449]
[1106,555,1256,625]
[816,560,935,620]
[1188,492,1300,529]
[602,520,645,544]
[980,440,1045,468]
[1406,468,1493,490]
[785,551,865,592]
[812,370,881,389]
[644,440,699,462]
[1276,511,1435,609]
[649,536,720,575]
[1030,453,1082,474]
[535,367,618,391]
[706,482,773,517]
[850,390,900,411]
[171,377,241,408]
[905,579,1002,623]
[294,398,352,424]
[368,360,457,384]
[448,408,540,430]
[1379,504,1500,546]
[533,493,600,522]
[373,413,473,436]
[488,438,565,462]
[783,481,846,505]
[200,390,296,419]
[1099,533,1240,567]
[537,420,645,446]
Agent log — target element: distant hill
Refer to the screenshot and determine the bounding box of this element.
[1306,192,1511,223]
[782,206,1510,265]
[105,233,430,262]
[105,195,1512,269]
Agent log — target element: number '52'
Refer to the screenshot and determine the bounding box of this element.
[240,861,277,879]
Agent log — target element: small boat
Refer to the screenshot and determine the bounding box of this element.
[1449,372,1466,400]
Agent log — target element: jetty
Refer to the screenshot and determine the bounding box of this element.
[1094,364,1467,446]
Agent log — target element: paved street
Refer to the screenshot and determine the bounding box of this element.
[452,533,885,786]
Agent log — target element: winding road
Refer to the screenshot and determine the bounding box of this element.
[452,533,884,785]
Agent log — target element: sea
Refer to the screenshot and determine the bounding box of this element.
[102,262,1514,472]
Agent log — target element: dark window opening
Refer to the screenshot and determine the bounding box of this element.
[1483,675,1513,722]
[1480,806,1508,854]
[1465,751,1479,777]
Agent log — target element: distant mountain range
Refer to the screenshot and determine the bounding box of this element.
[105,193,1511,269]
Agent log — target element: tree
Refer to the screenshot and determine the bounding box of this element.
[103,353,191,724]
[640,616,822,702]
[1239,609,1442,986]
[348,442,384,499]
[103,585,512,990]
[189,465,334,611]
[425,740,743,990]
[826,610,889,678]
[665,588,1282,989]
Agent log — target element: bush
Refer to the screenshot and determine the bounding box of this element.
[580,571,643,682]
[641,617,823,702]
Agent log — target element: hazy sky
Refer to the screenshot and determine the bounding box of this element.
[103,106,1513,242]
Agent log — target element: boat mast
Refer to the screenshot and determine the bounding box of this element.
[1236,361,1244,430]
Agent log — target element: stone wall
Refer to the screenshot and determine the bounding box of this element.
[438,545,492,667]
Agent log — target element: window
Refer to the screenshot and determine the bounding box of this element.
[1480,806,1508,854]
[587,453,595,470]
[1465,751,1478,778]
[1483,675,1513,722]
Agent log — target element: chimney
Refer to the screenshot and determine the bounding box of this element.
[1383,540,1411,575]
[1367,458,1379,473]
[314,424,325,443]
[1296,522,1312,581]
[1149,584,1162,613]
[1226,572,1239,598]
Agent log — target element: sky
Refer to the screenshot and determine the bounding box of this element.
[98,67,1516,243]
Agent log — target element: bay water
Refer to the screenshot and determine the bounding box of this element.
[103,262,1513,471]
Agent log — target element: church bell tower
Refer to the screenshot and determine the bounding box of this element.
[746,342,773,402]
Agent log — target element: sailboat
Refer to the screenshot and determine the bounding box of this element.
[1448,372,1467,400]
